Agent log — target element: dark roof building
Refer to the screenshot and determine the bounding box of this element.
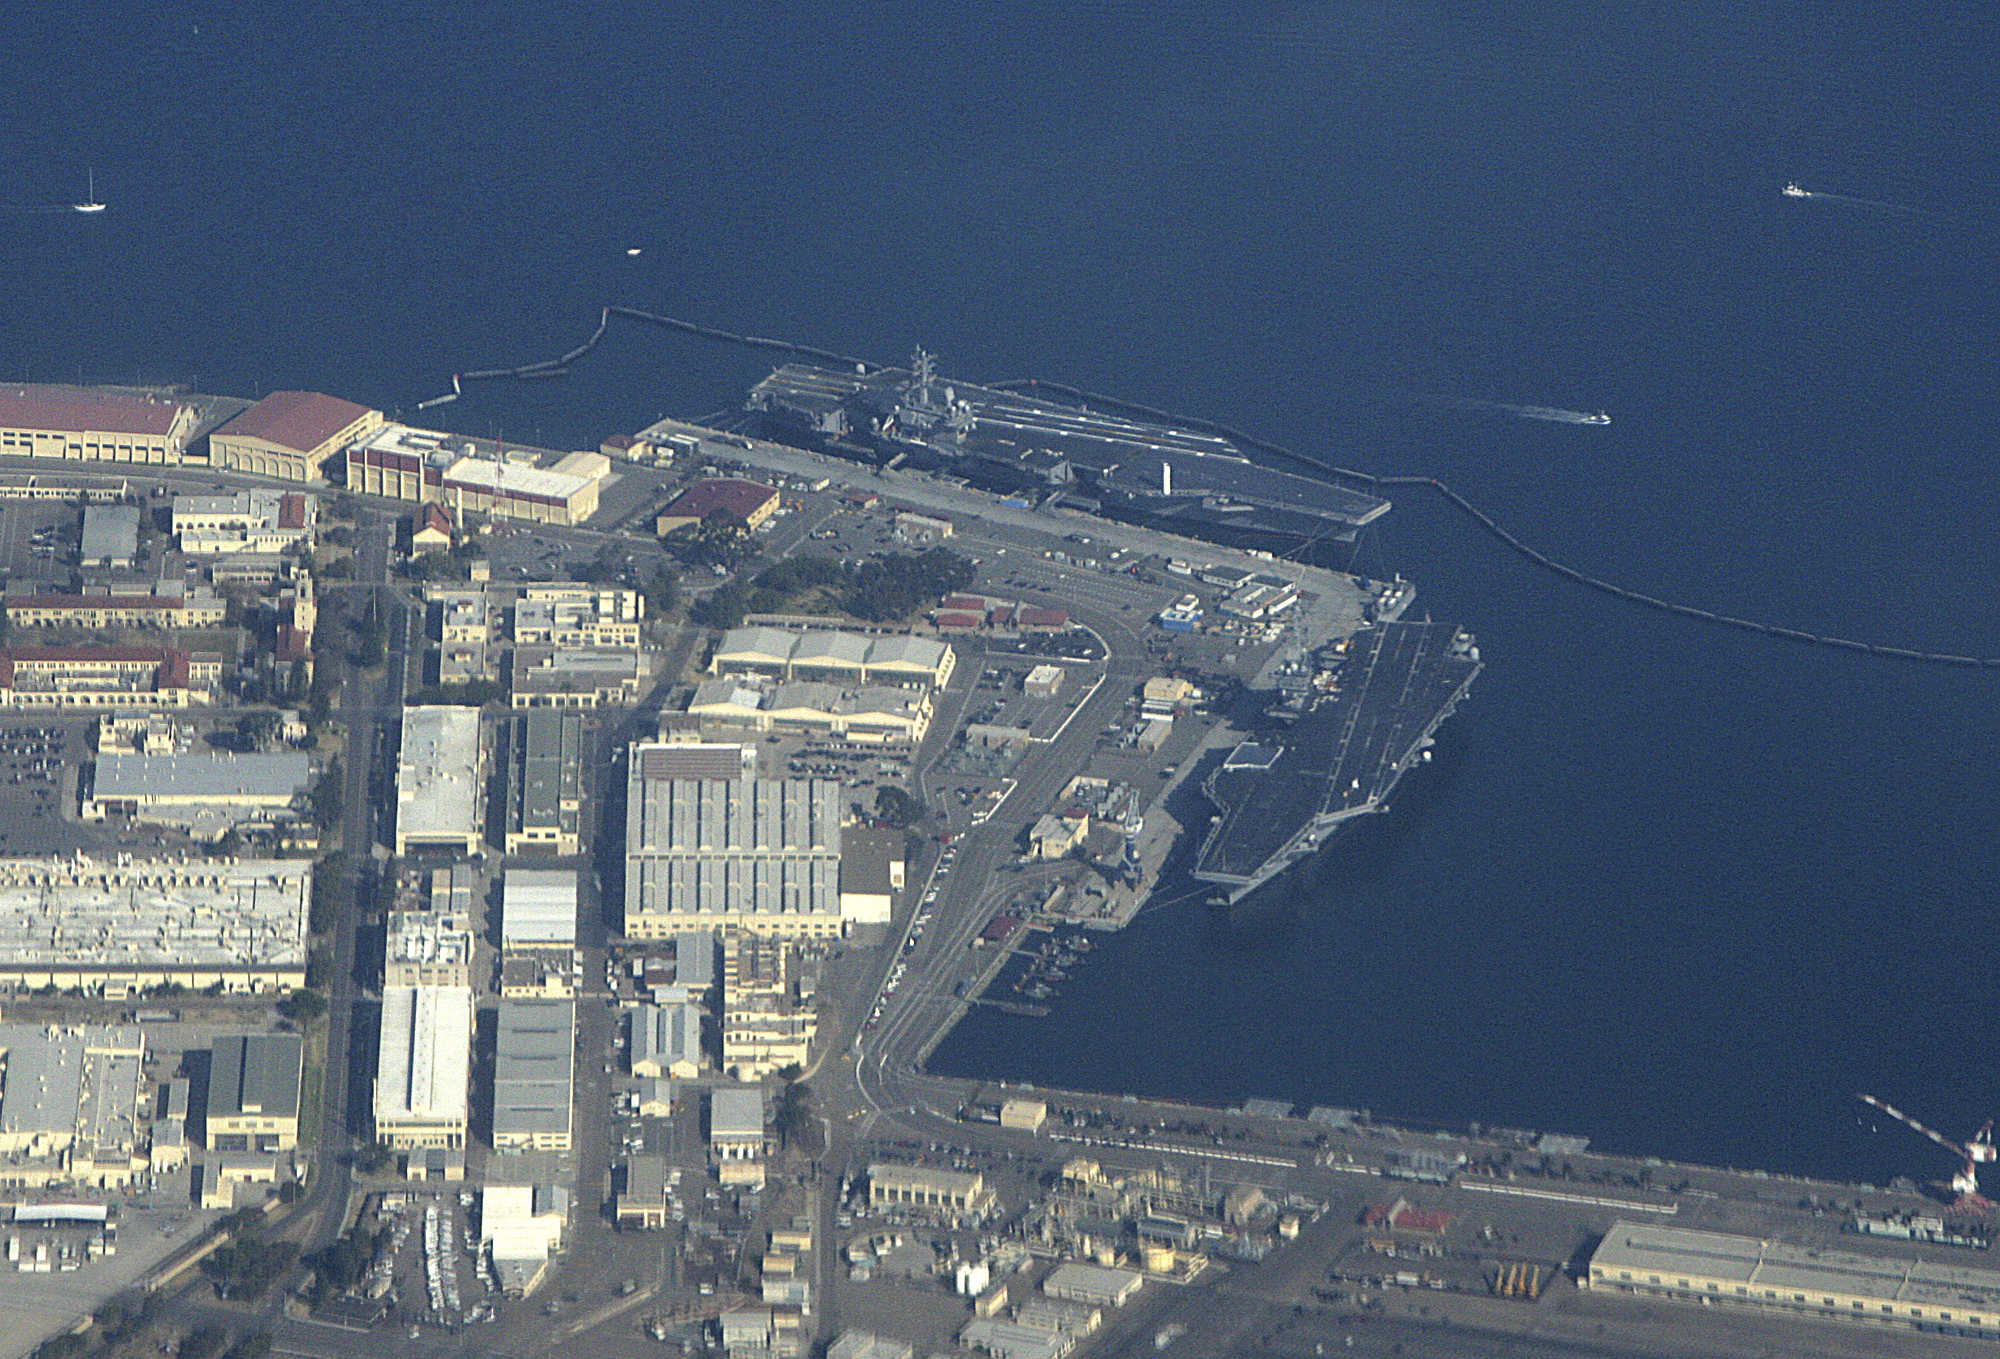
[0,385,198,462]
[655,478,781,534]
[206,1033,304,1151]
[211,391,383,483]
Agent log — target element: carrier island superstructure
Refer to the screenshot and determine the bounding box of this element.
[745,347,1482,912]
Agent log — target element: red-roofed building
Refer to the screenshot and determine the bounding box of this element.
[1018,607,1070,632]
[0,645,217,708]
[655,478,781,535]
[600,433,637,457]
[211,390,383,483]
[0,385,197,463]
[940,595,986,613]
[934,611,984,633]
[412,502,453,551]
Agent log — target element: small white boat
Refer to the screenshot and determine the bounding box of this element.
[73,169,105,214]
[1781,182,1809,199]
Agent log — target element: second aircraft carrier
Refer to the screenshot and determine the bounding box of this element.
[1192,620,1483,907]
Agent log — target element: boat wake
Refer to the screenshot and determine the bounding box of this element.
[1428,396,1611,426]
[1782,182,1933,218]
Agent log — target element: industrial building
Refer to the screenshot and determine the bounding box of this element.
[506,710,584,854]
[204,1033,304,1152]
[0,385,197,464]
[394,705,484,855]
[172,488,316,555]
[0,645,220,708]
[1041,1262,1143,1308]
[78,503,142,568]
[653,478,780,535]
[709,626,956,689]
[838,827,907,925]
[501,868,577,950]
[209,390,384,482]
[383,904,476,988]
[344,424,607,525]
[867,1163,995,1223]
[0,856,311,996]
[623,767,844,939]
[616,1157,670,1229]
[631,1003,705,1078]
[81,751,313,837]
[492,1000,575,1151]
[709,1086,766,1188]
[509,644,650,708]
[0,1024,146,1188]
[1586,1219,2000,1342]
[372,985,473,1149]
[688,677,934,744]
[721,933,816,1079]
[481,1183,568,1295]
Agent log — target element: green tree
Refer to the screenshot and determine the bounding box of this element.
[642,563,681,617]
[309,758,345,829]
[277,989,326,1023]
[180,1327,226,1359]
[873,786,927,828]
[691,580,750,631]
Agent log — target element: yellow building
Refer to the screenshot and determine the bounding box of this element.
[0,385,196,464]
[211,391,384,482]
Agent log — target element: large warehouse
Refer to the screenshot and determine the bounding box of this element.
[82,751,314,837]
[0,856,311,996]
[0,1023,147,1188]
[0,385,198,464]
[1586,1219,2000,1342]
[708,626,955,689]
[373,985,473,1149]
[344,424,608,525]
[209,390,384,482]
[623,767,843,939]
[505,711,583,855]
[395,705,484,855]
[491,1000,575,1151]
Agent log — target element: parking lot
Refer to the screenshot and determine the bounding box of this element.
[0,500,82,581]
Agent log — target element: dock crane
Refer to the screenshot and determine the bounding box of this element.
[1859,1094,1997,1214]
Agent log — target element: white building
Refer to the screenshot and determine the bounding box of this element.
[395,706,484,855]
[372,985,473,1149]
[0,856,310,996]
[481,1183,569,1295]
[172,488,317,555]
[501,868,577,949]
[82,751,313,838]
[492,1000,575,1151]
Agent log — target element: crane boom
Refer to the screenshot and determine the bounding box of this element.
[1861,1093,1969,1156]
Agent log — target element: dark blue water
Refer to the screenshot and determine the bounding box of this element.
[9,2,2000,1186]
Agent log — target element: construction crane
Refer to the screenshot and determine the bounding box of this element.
[1859,1094,1997,1214]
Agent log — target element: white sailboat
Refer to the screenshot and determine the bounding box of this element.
[73,169,105,214]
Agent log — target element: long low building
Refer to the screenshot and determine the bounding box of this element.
[492,1000,575,1151]
[395,705,484,855]
[710,626,955,689]
[0,385,197,464]
[4,591,229,630]
[1586,1218,2000,1342]
[373,985,473,1149]
[867,1163,995,1223]
[0,856,311,996]
[173,488,317,555]
[689,678,933,744]
[510,645,649,709]
[0,645,219,708]
[81,751,314,836]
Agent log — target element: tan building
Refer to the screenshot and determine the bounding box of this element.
[5,591,228,630]
[372,985,473,1149]
[345,424,606,525]
[1586,1219,2000,1342]
[384,908,476,988]
[205,1033,304,1152]
[867,1164,994,1222]
[617,1157,670,1229]
[721,933,815,1079]
[0,1023,146,1189]
[999,1098,1047,1132]
[513,585,643,648]
[710,1086,766,1188]
[0,385,196,464]
[173,488,317,555]
[654,478,780,535]
[0,645,219,709]
[709,626,956,689]
[211,391,384,482]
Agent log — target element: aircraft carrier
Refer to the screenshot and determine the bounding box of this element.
[746,349,1390,546]
[1193,619,1484,907]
